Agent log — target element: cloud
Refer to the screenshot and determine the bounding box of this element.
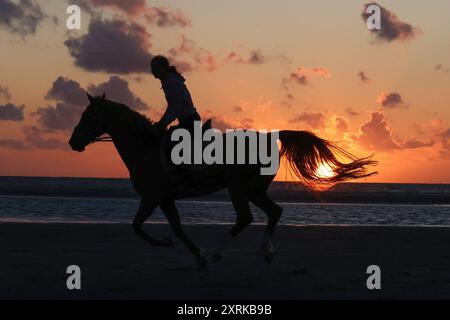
[0,83,11,100]
[282,67,331,88]
[377,92,404,108]
[358,71,371,83]
[435,64,450,73]
[335,116,349,132]
[0,126,67,150]
[22,126,68,150]
[437,128,450,158]
[33,102,84,132]
[227,50,265,65]
[35,76,148,131]
[240,118,254,129]
[77,0,146,15]
[0,138,27,150]
[288,112,327,129]
[64,18,153,74]
[87,76,149,110]
[355,110,434,151]
[77,0,191,27]
[0,103,25,121]
[0,0,46,37]
[168,35,216,72]
[45,76,86,106]
[362,2,418,43]
[144,7,191,27]
[233,106,243,113]
[356,110,401,150]
[345,107,360,117]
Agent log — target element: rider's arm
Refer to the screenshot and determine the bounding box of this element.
[158,79,186,128]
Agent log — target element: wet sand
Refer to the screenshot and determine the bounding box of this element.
[1,223,450,299]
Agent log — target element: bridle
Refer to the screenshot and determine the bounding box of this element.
[92,135,113,143]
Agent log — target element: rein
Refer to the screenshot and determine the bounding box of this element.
[93,136,113,143]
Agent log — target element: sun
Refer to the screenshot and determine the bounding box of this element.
[316,162,335,179]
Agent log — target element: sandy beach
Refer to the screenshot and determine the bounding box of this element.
[1,223,450,299]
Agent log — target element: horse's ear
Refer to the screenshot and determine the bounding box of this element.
[86,92,94,103]
[101,93,106,100]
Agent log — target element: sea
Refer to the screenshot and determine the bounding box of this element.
[0,176,449,226]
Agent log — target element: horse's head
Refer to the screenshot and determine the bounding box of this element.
[69,92,108,152]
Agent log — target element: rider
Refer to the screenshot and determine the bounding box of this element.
[151,55,201,194]
[151,55,201,133]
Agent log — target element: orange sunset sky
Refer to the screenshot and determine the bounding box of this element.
[0,0,449,183]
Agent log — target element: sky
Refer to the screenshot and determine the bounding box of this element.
[0,0,449,183]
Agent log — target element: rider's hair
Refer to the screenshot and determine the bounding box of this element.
[151,55,185,81]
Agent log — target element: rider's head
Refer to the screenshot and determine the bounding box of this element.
[151,55,170,79]
[151,55,185,81]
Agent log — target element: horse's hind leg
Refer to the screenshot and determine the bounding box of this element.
[251,193,283,264]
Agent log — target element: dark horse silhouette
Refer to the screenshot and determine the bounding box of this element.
[69,93,377,268]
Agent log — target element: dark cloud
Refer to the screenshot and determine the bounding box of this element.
[0,126,67,150]
[283,73,308,87]
[0,103,25,121]
[0,0,46,37]
[64,18,153,74]
[0,138,27,150]
[33,102,84,131]
[45,76,86,106]
[355,110,434,151]
[76,0,191,28]
[436,128,450,158]
[87,76,149,110]
[358,71,371,83]
[22,126,68,150]
[35,76,148,131]
[144,7,191,27]
[233,106,243,113]
[345,107,360,117]
[362,2,418,43]
[227,50,265,65]
[0,84,11,100]
[288,112,327,128]
[435,64,450,73]
[282,67,331,89]
[168,35,216,72]
[80,0,146,15]
[378,92,404,108]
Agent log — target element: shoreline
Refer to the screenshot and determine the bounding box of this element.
[2,221,450,228]
[2,223,450,299]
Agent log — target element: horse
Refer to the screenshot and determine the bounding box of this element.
[69,93,377,268]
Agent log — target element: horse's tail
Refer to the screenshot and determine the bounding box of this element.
[278,130,378,191]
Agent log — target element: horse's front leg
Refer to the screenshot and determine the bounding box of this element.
[133,196,175,247]
[160,200,207,269]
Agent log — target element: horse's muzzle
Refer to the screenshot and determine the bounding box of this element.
[69,139,85,152]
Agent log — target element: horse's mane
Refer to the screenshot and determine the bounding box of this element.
[100,98,156,137]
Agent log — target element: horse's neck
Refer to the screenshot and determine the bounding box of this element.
[111,135,160,176]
